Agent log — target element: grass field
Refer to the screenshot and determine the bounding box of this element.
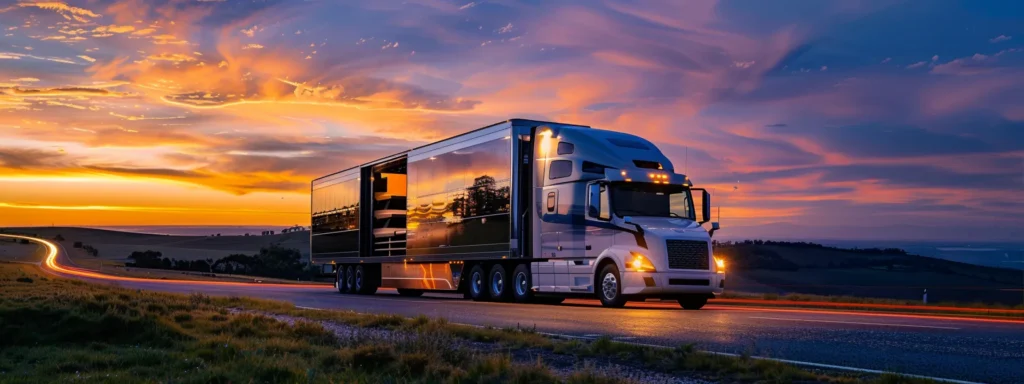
[0,263,939,384]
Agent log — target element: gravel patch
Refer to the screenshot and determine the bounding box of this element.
[240,310,712,384]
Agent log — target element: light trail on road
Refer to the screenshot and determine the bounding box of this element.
[0,233,327,289]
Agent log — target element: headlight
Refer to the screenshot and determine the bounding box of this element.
[714,257,725,273]
[627,252,656,272]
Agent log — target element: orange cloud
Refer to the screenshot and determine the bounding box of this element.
[1,2,101,23]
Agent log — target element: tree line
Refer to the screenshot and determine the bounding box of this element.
[125,244,318,280]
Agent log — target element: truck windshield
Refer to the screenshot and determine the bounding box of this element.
[611,183,694,220]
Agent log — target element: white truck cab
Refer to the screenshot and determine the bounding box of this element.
[528,125,723,308]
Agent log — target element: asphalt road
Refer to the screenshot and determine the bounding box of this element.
[8,235,1024,384]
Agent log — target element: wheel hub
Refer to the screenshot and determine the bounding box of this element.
[471,271,483,295]
[515,271,528,296]
[602,273,618,300]
[491,271,503,294]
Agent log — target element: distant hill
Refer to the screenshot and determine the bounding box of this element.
[1,227,310,263]
[715,240,1023,305]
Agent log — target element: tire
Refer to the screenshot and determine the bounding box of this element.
[511,264,533,303]
[397,288,424,297]
[354,265,378,295]
[334,265,346,293]
[489,264,513,302]
[344,265,355,294]
[468,264,488,301]
[677,295,708,310]
[597,263,627,308]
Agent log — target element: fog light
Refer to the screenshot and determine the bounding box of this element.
[627,252,656,272]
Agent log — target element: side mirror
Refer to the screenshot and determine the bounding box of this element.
[701,190,711,224]
[709,221,720,238]
[623,216,634,224]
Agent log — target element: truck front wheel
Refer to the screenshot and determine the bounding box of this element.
[677,295,708,310]
[597,264,627,308]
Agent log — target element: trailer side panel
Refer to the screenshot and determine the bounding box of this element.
[311,170,361,262]
[406,125,512,259]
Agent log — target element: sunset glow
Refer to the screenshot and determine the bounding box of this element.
[0,1,1020,240]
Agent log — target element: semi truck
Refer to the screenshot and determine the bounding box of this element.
[311,119,724,309]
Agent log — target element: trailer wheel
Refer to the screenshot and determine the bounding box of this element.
[344,265,355,294]
[397,289,424,297]
[354,265,378,295]
[489,264,513,302]
[597,264,627,308]
[334,265,346,294]
[468,264,488,301]
[677,295,707,310]
[512,264,532,303]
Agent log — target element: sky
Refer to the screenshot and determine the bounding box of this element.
[0,0,1021,241]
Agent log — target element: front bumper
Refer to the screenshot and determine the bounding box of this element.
[621,270,725,297]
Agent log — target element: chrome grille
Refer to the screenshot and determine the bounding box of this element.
[666,240,709,270]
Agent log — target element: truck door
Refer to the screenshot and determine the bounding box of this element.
[584,182,615,258]
[534,127,570,259]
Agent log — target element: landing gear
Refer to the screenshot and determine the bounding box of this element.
[512,264,533,303]
[597,264,627,308]
[677,295,708,310]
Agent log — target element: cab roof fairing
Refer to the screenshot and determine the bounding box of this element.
[547,126,690,185]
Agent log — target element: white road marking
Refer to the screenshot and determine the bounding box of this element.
[750,316,961,330]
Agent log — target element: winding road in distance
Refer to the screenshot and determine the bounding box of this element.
[5,234,1022,384]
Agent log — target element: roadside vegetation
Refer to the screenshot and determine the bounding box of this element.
[0,263,939,384]
[124,244,320,280]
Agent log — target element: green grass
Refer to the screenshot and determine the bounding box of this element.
[0,264,939,383]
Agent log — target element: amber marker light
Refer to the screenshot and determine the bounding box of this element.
[627,252,656,272]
